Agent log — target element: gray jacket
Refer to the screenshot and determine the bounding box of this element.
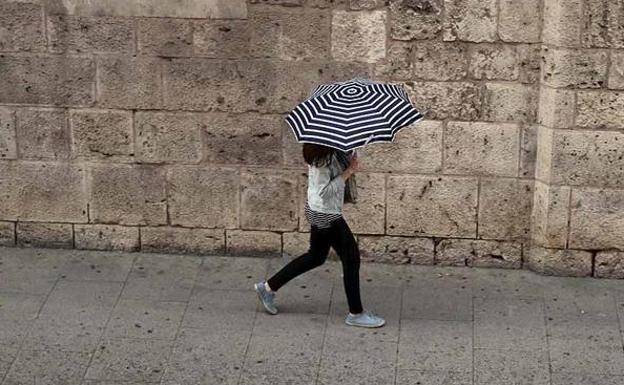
[307,152,356,214]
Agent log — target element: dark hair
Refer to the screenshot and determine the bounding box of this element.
[302,143,334,167]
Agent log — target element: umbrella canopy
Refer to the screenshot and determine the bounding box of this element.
[285,78,426,152]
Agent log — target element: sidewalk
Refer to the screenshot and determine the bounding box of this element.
[1,246,623,385]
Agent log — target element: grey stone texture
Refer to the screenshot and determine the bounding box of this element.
[16,222,73,249]
[331,10,387,63]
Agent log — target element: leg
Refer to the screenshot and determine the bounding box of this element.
[266,225,331,292]
[329,218,364,314]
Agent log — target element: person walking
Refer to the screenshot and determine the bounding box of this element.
[254,143,385,328]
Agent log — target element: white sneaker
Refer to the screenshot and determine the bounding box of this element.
[345,310,385,328]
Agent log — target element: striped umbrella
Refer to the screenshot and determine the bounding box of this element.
[285,78,426,152]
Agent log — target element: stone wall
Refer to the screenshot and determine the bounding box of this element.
[0,0,622,278]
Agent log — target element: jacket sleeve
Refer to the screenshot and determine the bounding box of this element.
[319,174,345,199]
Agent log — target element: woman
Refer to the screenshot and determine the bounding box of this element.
[254,143,385,328]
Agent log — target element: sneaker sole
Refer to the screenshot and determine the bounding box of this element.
[254,283,278,315]
[345,319,386,328]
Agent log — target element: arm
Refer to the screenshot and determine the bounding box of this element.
[318,153,358,199]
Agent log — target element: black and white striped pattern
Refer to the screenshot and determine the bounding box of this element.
[304,201,342,229]
[286,78,425,152]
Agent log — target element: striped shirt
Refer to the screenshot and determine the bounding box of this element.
[304,200,342,229]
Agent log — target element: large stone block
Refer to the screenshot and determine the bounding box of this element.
[134,112,203,164]
[359,120,442,173]
[282,123,306,169]
[541,47,608,89]
[437,238,522,269]
[444,121,520,177]
[0,2,45,52]
[226,229,281,257]
[404,81,482,120]
[241,168,298,231]
[374,41,413,80]
[595,251,624,279]
[191,20,251,59]
[0,107,17,159]
[45,0,248,19]
[412,41,467,81]
[443,0,497,42]
[16,108,70,160]
[16,222,73,249]
[358,235,434,264]
[137,18,192,57]
[537,87,575,129]
[482,83,537,123]
[525,245,592,277]
[342,172,385,235]
[89,165,167,226]
[468,44,520,81]
[530,181,570,249]
[97,56,164,109]
[331,10,386,63]
[0,162,88,222]
[609,51,624,89]
[74,224,139,251]
[542,0,582,47]
[387,175,478,237]
[47,15,134,53]
[550,129,624,188]
[576,90,624,130]
[249,0,302,6]
[0,221,15,246]
[389,0,442,40]
[0,54,95,106]
[141,226,225,255]
[167,166,239,228]
[516,44,541,84]
[582,0,624,49]
[203,113,281,165]
[478,178,533,241]
[351,0,386,10]
[519,125,537,179]
[569,188,624,250]
[69,109,133,162]
[497,0,541,43]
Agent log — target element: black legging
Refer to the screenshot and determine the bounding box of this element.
[267,217,364,314]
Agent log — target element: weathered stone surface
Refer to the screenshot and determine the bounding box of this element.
[164,59,369,113]
[534,125,553,182]
[542,0,582,47]
[468,44,519,81]
[550,129,624,188]
[226,229,281,257]
[582,0,624,49]
[16,108,69,160]
[0,221,15,246]
[374,41,413,80]
[241,168,298,231]
[0,107,17,159]
[16,222,73,248]
[478,178,533,240]
[47,15,134,53]
[537,87,575,129]
[444,121,520,177]
[437,238,522,269]
[97,56,164,109]
[167,166,239,228]
[46,0,248,19]
[0,162,87,222]
[569,188,624,250]
[89,165,167,226]
[443,0,497,42]
[595,251,624,279]
[137,18,192,57]
[359,120,442,173]
[525,245,592,277]
[74,224,140,251]
[541,47,608,89]
[70,109,133,161]
[517,44,541,84]
[519,125,537,179]
[0,54,95,106]
[203,113,281,165]
[135,112,203,164]
[387,175,478,237]
[389,0,442,40]
[359,235,434,264]
[351,0,385,10]
[530,181,570,249]
[249,0,302,6]
[141,226,225,255]
[497,0,541,42]
[404,81,482,120]
[576,90,624,130]
[608,51,624,89]
[412,41,467,80]
[282,123,306,169]
[342,172,385,235]
[482,83,537,123]
[331,10,386,63]
[192,20,250,59]
[0,2,45,52]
